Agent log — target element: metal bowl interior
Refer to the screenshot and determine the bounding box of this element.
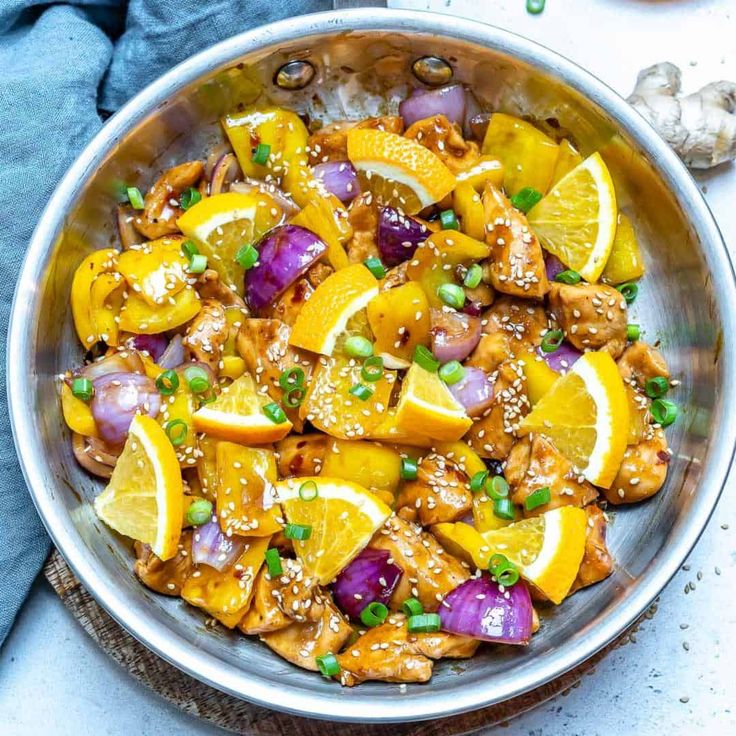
[8,8,736,724]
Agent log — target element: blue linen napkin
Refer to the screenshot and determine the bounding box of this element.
[0,0,330,648]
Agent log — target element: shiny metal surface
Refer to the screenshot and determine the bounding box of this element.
[7,8,736,724]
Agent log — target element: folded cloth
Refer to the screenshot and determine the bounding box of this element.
[0,0,330,648]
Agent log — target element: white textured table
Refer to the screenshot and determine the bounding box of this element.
[2,1,735,733]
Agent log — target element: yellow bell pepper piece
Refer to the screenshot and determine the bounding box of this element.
[196,436,220,502]
[481,113,559,196]
[158,374,198,468]
[366,410,434,447]
[60,382,98,438]
[290,195,351,270]
[431,522,490,568]
[89,272,125,347]
[551,138,583,185]
[453,181,485,241]
[518,350,559,406]
[455,155,504,192]
[220,355,246,380]
[602,213,645,285]
[138,353,162,380]
[321,439,402,493]
[71,248,119,349]
[473,493,518,533]
[119,285,200,334]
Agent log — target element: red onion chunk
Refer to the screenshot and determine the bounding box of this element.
[130,334,168,362]
[191,519,246,572]
[79,351,145,381]
[399,84,467,128]
[449,366,494,416]
[439,574,533,645]
[430,309,482,363]
[332,547,403,619]
[313,161,360,204]
[245,225,328,312]
[91,372,161,445]
[539,342,582,373]
[158,334,185,370]
[544,253,566,282]
[377,207,430,266]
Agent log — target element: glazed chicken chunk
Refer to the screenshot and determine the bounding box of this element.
[183,299,228,371]
[617,341,670,390]
[134,530,194,596]
[604,432,671,505]
[404,114,481,174]
[346,193,381,264]
[275,434,328,477]
[571,505,613,592]
[196,269,247,310]
[265,278,314,327]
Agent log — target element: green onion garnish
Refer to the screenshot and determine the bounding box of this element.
[183,365,210,394]
[279,367,305,391]
[316,652,340,678]
[283,386,305,408]
[180,187,201,210]
[181,240,199,260]
[651,398,678,427]
[437,282,465,310]
[344,335,374,359]
[251,143,271,165]
[617,282,639,304]
[186,498,212,526]
[540,329,564,353]
[510,186,543,213]
[470,470,489,493]
[439,360,465,385]
[126,186,145,210]
[188,253,208,274]
[235,243,259,270]
[264,548,283,577]
[284,523,312,540]
[71,377,94,402]
[645,376,669,399]
[555,269,581,285]
[488,553,520,587]
[263,401,287,424]
[486,475,509,501]
[402,598,423,617]
[360,601,389,628]
[165,419,189,447]
[413,344,440,373]
[155,369,179,396]
[463,263,483,289]
[298,480,319,502]
[440,209,459,230]
[627,324,641,341]
[400,457,418,481]
[407,613,441,633]
[349,383,373,401]
[493,498,515,520]
[525,486,551,511]
[526,0,545,15]
[364,256,386,280]
[361,356,384,383]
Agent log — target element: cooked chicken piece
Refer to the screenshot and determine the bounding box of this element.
[371,516,469,612]
[617,341,670,390]
[305,262,333,288]
[307,116,404,165]
[183,299,228,371]
[404,114,481,174]
[465,359,530,460]
[482,184,549,300]
[396,453,473,526]
[265,278,314,327]
[260,599,353,671]
[196,269,247,310]
[239,558,326,635]
[466,297,551,373]
[603,432,670,505]
[548,282,628,358]
[381,261,409,291]
[505,435,598,515]
[134,530,193,596]
[412,630,479,660]
[346,193,380,263]
[133,161,204,240]
[236,318,312,431]
[275,434,328,477]
[571,505,613,592]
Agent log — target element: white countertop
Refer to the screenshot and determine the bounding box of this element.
[2,0,736,733]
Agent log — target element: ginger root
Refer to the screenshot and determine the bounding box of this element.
[627,62,736,169]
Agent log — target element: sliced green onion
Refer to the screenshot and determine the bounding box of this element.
[400,457,418,481]
[187,498,212,526]
[540,329,564,353]
[526,0,545,15]
[627,324,641,341]
[437,282,465,309]
[439,360,465,385]
[284,523,312,541]
[188,253,208,274]
[264,548,283,577]
[181,240,199,260]
[651,398,678,427]
[617,282,639,304]
[155,369,179,396]
[71,377,94,402]
[361,356,384,383]
[251,142,271,165]
[645,376,669,399]
[463,263,483,289]
[555,269,581,285]
[407,613,441,633]
[279,367,305,391]
[402,598,424,617]
[183,365,210,394]
[344,335,374,358]
[165,419,188,447]
[510,186,543,213]
[283,386,305,409]
[493,497,515,520]
[349,383,373,401]
[413,344,440,373]
[364,256,386,280]
[525,486,551,511]
[235,243,258,270]
[488,553,520,587]
[126,186,145,210]
[316,652,340,678]
[263,401,287,424]
[485,475,509,501]
[180,187,201,210]
[298,480,319,502]
[440,209,459,230]
[360,601,389,627]
[470,470,489,493]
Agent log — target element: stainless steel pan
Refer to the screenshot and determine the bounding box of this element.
[8,7,736,723]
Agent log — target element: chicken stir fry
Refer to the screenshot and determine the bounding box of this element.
[64,82,679,687]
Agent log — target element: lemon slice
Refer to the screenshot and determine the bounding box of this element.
[527,152,617,283]
[274,477,392,585]
[94,415,183,560]
[519,351,628,488]
[481,507,587,604]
